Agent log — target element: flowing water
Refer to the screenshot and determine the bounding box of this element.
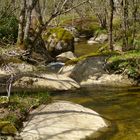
[75,41,101,56]
[52,87,140,140]
[51,41,140,139]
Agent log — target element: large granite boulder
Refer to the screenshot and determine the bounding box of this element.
[70,56,107,83]
[20,101,109,140]
[59,56,135,87]
[42,27,74,57]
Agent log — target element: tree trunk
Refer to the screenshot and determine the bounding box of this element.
[17,0,26,46]
[23,0,38,47]
[23,7,32,44]
[96,13,107,29]
[132,0,137,49]
[122,0,129,51]
[108,0,114,51]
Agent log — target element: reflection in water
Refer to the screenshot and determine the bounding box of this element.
[52,87,140,140]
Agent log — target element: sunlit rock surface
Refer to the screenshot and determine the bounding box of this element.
[13,73,80,91]
[20,101,108,140]
[60,56,135,87]
[56,51,76,62]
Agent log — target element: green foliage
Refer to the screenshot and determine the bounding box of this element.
[0,92,51,130]
[0,121,17,135]
[106,50,140,80]
[133,39,140,50]
[0,15,18,44]
[76,22,100,38]
[62,17,100,38]
[97,43,109,53]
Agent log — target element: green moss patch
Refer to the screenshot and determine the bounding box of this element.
[42,27,74,42]
[107,50,140,63]
[0,121,17,135]
[0,92,51,133]
[65,51,119,65]
[106,50,140,80]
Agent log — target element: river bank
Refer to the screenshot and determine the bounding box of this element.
[0,39,139,140]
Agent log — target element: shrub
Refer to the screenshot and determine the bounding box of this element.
[106,50,140,80]
[0,15,18,44]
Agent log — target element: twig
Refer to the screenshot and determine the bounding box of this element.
[6,74,14,102]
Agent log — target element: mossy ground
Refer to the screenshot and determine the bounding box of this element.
[0,92,51,134]
[106,50,140,81]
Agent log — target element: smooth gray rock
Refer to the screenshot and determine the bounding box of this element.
[56,51,76,62]
[95,34,108,43]
[87,37,99,45]
[60,56,135,87]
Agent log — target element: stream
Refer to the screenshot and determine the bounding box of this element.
[75,40,101,56]
[52,87,140,140]
[2,40,139,140]
[52,41,140,139]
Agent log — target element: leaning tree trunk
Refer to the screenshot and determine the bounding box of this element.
[23,6,32,45]
[17,0,26,46]
[23,0,39,46]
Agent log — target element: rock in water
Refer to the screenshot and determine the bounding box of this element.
[95,34,108,43]
[56,51,76,62]
[42,27,74,57]
[20,101,108,140]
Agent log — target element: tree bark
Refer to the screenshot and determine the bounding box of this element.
[108,0,114,51]
[132,0,137,48]
[23,0,38,46]
[17,0,26,46]
[122,0,129,51]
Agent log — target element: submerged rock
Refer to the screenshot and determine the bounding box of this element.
[20,101,108,140]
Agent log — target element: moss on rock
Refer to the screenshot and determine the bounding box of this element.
[42,27,74,42]
[0,121,17,135]
[42,27,74,57]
